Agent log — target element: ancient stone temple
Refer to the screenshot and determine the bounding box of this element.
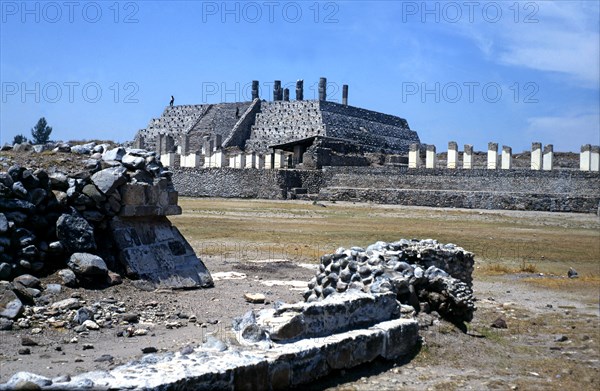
[133,78,420,169]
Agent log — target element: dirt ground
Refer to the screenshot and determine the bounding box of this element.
[0,199,598,390]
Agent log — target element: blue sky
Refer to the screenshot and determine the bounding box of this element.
[1,0,598,152]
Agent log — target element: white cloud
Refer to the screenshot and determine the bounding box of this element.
[457,1,600,88]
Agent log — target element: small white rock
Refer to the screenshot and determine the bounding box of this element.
[82,320,100,330]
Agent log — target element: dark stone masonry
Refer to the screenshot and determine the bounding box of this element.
[171,166,600,213]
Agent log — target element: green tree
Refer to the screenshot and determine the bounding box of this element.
[31,117,52,144]
[12,134,28,144]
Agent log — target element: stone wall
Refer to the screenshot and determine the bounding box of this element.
[319,101,419,153]
[243,100,418,154]
[170,167,600,213]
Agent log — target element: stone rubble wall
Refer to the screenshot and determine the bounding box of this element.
[0,143,212,291]
[170,166,600,213]
[244,100,417,154]
[245,100,326,152]
[319,101,419,154]
[303,239,476,323]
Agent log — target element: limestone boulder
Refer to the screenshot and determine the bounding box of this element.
[90,166,128,195]
[0,287,23,319]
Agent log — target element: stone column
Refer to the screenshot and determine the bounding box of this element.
[487,142,498,169]
[283,88,290,102]
[274,150,287,169]
[531,142,542,170]
[501,146,512,169]
[543,144,554,171]
[296,80,303,101]
[181,153,200,168]
[463,144,473,169]
[245,152,256,168]
[318,77,327,101]
[342,84,348,106]
[251,80,259,100]
[237,154,246,168]
[157,134,164,155]
[580,144,591,171]
[264,153,273,170]
[159,134,176,167]
[257,154,265,169]
[408,143,421,168]
[591,145,600,172]
[212,151,226,168]
[426,145,437,169]
[180,134,189,156]
[202,136,215,155]
[447,141,458,169]
[273,80,282,101]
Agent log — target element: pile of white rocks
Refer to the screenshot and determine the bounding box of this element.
[303,239,476,323]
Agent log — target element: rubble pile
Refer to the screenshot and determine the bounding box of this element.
[0,144,178,284]
[303,239,476,323]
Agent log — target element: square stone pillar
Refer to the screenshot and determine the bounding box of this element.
[531,142,542,170]
[180,153,200,168]
[274,150,287,169]
[580,144,591,171]
[204,139,214,155]
[408,143,421,168]
[160,153,176,167]
[229,153,245,169]
[501,146,512,169]
[542,144,554,171]
[447,141,458,169]
[245,153,256,168]
[180,134,190,156]
[591,145,600,172]
[257,154,265,169]
[425,145,437,169]
[212,151,226,168]
[264,153,273,169]
[463,144,473,169]
[487,142,498,169]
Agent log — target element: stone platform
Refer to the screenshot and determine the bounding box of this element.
[2,311,417,390]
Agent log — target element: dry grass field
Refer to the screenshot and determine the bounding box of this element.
[173,197,600,280]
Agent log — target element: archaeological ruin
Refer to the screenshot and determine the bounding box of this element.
[133,77,600,214]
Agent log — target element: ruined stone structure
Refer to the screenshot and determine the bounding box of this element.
[0,144,213,289]
[133,78,420,169]
[131,78,599,214]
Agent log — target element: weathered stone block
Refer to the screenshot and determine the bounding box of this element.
[120,183,147,206]
[380,319,419,359]
[90,166,128,195]
[233,360,269,391]
[109,217,213,289]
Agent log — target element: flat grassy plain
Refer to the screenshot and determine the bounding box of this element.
[172,197,600,286]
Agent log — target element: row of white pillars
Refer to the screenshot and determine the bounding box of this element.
[162,149,293,169]
[409,142,599,171]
